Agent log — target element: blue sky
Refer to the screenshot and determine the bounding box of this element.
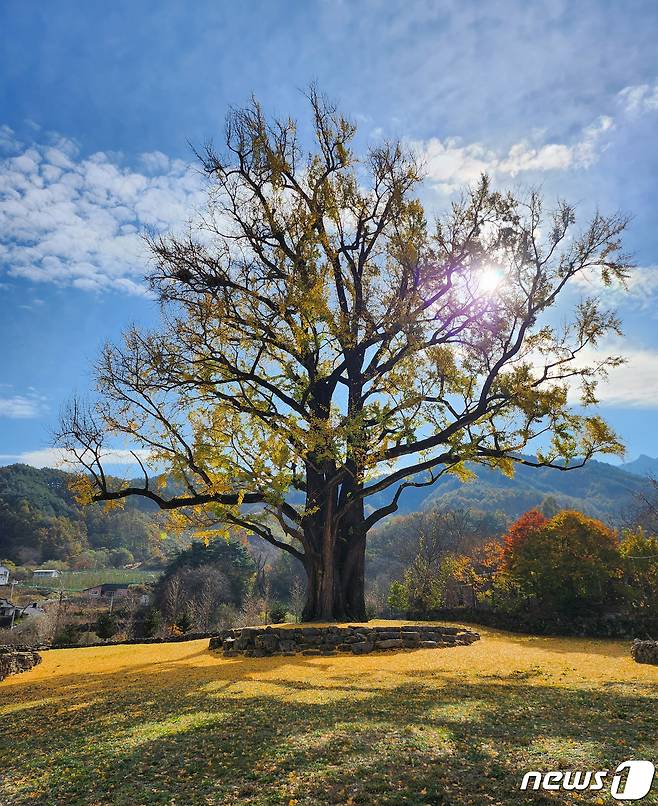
[1,0,658,468]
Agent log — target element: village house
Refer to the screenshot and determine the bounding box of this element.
[32,569,61,579]
[0,597,44,626]
[0,597,16,619]
[0,565,10,585]
[83,582,132,599]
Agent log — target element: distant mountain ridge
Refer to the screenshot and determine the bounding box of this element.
[1,456,656,565]
[619,454,658,478]
[365,456,655,522]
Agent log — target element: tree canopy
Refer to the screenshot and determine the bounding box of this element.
[56,89,631,619]
[501,509,620,615]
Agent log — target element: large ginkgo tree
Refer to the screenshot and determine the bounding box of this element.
[57,90,630,621]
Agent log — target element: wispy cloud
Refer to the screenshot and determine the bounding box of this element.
[560,341,658,409]
[571,265,658,314]
[414,79,658,193]
[0,447,150,469]
[2,79,658,293]
[0,391,46,419]
[0,124,21,153]
[0,129,206,294]
[412,115,614,193]
[617,81,658,115]
[595,346,658,408]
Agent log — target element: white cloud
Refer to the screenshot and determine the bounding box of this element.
[559,341,658,409]
[618,82,658,115]
[524,336,658,410]
[0,125,21,154]
[0,133,206,294]
[1,80,654,292]
[413,79,658,194]
[0,447,150,469]
[414,114,615,192]
[571,265,658,314]
[0,392,46,419]
[413,138,494,190]
[497,142,574,175]
[594,347,658,408]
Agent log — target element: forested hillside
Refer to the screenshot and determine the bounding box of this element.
[373,458,649,521]
[0,458,652,567]
[0,464,164,565]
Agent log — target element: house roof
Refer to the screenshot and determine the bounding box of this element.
[84,582,131,592]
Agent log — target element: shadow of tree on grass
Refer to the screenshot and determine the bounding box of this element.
[1,649,657,805]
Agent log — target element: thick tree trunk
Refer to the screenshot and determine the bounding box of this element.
[300,488,368,622]
[301,535,367,622]
[299,387,368,621]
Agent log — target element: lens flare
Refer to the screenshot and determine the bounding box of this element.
[478,267,502,294]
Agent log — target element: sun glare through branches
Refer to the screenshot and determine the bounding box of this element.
[477,266,504,295]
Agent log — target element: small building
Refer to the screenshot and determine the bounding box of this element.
[21,601,45,618]
[33,569,61,579]
[0,565,10,585]
[83,583,132,599]
[0,598,45,625]
[0,597,16,618]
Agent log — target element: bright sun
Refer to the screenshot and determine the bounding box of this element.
[478,266,503,294]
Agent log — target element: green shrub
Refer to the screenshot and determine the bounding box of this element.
[501,510,621,617]
[269,602,287,623]
[53,623,79,646]
[142,608,162,638]
[175,610,193,633]
[386,581,409,611]
[95,613,118,640]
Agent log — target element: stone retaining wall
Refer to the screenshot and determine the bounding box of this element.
[209,624,480,657]
[631,638,658,665]
[0,645,42,682]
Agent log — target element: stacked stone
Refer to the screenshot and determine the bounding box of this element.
[209,624,479,657]
[0,645,42,682]
[631,638,658,665]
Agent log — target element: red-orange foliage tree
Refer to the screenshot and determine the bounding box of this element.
[501,509,548,561]
[502,509,620,615]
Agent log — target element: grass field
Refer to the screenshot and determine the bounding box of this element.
[15,568,160,593]
[1,622,657,805]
